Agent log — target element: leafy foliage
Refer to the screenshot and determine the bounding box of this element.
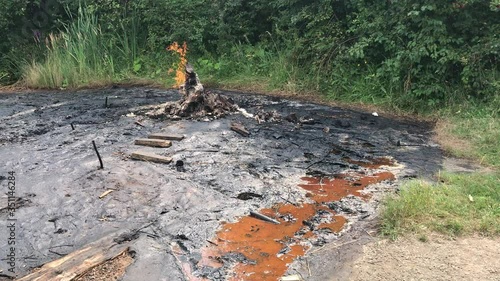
[344,0,500,106]
[1,0,499,111]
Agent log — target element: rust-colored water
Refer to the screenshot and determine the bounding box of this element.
[299,172,395,203]
[198,171,395,280]
[201,204,312,280]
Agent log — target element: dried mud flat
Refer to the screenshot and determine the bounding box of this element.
[0,87,443,280]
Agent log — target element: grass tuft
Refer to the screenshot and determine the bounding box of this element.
[380,172,500,239]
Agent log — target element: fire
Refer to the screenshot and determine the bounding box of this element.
[167,41,188,88]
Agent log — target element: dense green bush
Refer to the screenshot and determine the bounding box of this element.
[1,0,498,111]
[344,0,500,106]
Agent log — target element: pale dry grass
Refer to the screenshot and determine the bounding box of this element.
[433,119,473,157]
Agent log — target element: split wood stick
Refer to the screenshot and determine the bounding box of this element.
[134,139,172,148]
[148,133,185,141]
[130,151,172,164]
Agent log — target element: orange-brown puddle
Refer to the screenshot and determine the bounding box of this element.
[299,172,395,203]
[198,171,395,280]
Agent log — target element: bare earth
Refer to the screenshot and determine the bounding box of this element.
[76,251,133,281]
[350,235,500,281]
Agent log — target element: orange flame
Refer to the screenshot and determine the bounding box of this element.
[167,41,188,88]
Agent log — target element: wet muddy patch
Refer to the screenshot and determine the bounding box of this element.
[0,87,442,280]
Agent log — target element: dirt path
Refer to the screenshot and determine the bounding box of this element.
[349,235,500,281]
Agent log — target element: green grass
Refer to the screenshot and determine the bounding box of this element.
[196,41,304,94]
[380,172,500,239]
[439,106,500,168]
[20,6,172,89]
[23,6,115,88]
[380,103,499,239]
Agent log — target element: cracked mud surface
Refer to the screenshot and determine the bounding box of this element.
[0,87,442,280]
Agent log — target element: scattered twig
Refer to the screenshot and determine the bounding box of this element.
[48,249,65,257]
[99,189,114,199]
[306,258,312,277]
[136,220,158,232]
[138,230,160,239]
[134,120,146,127]
[249,210,280,224]
[70,123,75,130]
[280,196,296,205]
[49,244,74,249]
[105,96,109,108]
[92,140,104,169]
[396,140,426,147]
[306,151,331,169]
[206,240,218,246]
[309,239,359,255]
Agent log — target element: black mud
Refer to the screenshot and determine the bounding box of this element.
[0,87,442,280]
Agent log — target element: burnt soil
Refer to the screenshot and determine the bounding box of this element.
[0,87,442,280]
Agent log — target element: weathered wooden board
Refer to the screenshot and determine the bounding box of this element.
[17,234,130,281]
[230,122,250,137]
[130,151,172,164]
[134,138,172,148]
[148,133,185,141]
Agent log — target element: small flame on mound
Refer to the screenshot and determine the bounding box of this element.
[167,41,188,88]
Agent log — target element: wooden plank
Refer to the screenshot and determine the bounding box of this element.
[148,133,185,141]
[230,122,250,137]
[130,151,172,164]
[134,138,172,148]
[17,233,130,281]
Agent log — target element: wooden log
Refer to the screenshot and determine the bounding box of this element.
[148,133,184,141]
[134,139,172,148]
[130,151,172,164]
[17,233,131,281]
[230,122,250,137]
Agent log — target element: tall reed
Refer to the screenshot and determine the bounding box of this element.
[23,5,140,88]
